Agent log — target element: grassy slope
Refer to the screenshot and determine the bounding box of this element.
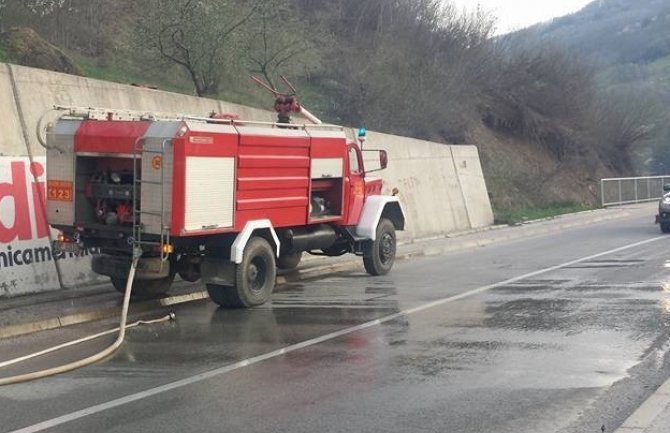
[647,55,670,93]
[494,203,593,225]
[66,50,195,96]
[597,54,670,92]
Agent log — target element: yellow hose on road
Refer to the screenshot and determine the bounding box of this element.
[0,252,174,386]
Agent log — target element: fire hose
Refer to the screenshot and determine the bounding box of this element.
[0,250,175,386]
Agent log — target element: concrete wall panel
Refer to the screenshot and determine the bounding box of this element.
[451,146,495,229]
[0,64,27,157]
[9,65,222,157]
[366,131,474,239]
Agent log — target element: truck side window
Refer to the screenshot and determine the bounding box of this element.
[349,146,361,174]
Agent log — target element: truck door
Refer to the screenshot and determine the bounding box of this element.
[345,144,365,225]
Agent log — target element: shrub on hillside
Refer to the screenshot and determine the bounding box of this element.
[0,27,83,75]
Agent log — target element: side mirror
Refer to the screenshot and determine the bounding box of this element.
[664,184,670,192]
[377,150,388,170]
[361,149,388,173]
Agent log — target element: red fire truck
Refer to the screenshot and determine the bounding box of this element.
[44,106,405,308]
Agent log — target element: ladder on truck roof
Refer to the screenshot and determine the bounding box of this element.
[132,137,171,262]
[49,105,344,131]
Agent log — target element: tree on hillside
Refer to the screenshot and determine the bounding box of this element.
[311,0,495,141]
[0,0,136,56]
[481,41,596,158]
[0,0,65,32]
[588,89,657,173]
[243,0,320,90]
[135,0,262,96]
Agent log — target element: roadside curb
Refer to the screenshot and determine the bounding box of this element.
[0,204,654,340]
[614,379,670,432]
[0,291,209,340]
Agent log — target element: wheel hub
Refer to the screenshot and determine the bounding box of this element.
[379,233,395,264]
[248,258,266,292]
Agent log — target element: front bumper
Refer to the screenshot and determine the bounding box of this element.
[657,204,670,222]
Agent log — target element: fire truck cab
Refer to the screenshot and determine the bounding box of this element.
[45,107,405,308]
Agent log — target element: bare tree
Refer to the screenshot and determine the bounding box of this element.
[244,0,316,90]
[0,0,65,33]
[588,89,657,173]
[136,0,261,96]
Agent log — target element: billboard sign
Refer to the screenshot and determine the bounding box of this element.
[0,157,104,298]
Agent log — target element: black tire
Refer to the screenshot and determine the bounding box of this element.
[179,271,201,282]
[207,237,276,308]
[178,265,201,282]
[206,283,233,307]
[662,223,670,234]
[277,252,302,270]
[111,274,174,298]
[363,218,396,276]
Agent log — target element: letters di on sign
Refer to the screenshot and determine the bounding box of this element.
[0,157,101,297]
[0,159,49,243]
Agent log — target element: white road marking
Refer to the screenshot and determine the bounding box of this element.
[7,236,666,433]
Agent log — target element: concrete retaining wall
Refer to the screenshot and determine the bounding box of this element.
[0,62,493,297]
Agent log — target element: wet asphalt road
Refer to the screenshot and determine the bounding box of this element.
[3,209,670,432]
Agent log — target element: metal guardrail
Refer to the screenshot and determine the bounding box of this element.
[601,175,670,207]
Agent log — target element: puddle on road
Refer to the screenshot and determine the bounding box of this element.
[483,298,576,331]
[275,283,305,293]
[365,286,398,295]
[565,259,645,269]
[493,279,571,294]
[482,296,669,335]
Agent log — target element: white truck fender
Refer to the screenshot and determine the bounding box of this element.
[231,219,280,264]
[356,196,406,241]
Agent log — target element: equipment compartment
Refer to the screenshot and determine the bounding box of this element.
[75,156,137,226]
[309,178,343,221]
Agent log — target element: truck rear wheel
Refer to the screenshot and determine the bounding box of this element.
[363,218,396,276]
[277,252,302,270]
[111,274,174,298]
[662,223,670,233]
[207,237,276,308]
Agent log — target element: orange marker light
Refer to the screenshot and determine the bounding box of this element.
[353,181,364,196]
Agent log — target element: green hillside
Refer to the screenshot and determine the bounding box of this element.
[522,0,670,174]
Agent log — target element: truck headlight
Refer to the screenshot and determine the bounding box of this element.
[663,197,670,205]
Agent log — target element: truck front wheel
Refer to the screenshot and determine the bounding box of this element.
[111,274,174,298]
[207,237,276,308]
[363,218,396,276]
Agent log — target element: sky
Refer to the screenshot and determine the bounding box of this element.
[448,0,596,34]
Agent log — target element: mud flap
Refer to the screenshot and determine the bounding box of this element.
[201,257,236,286]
